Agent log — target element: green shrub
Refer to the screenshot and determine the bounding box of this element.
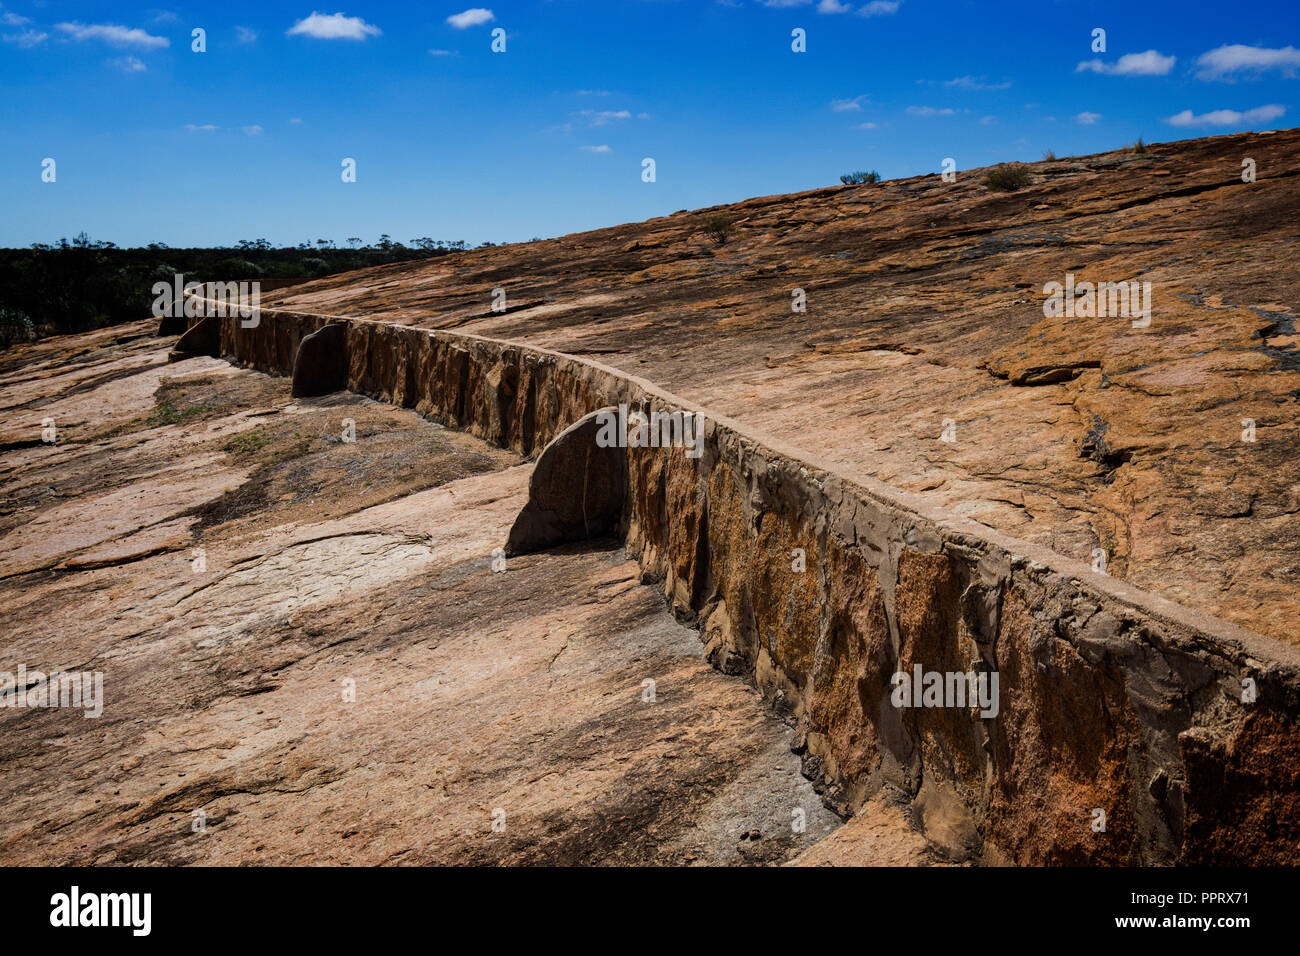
[0,307,33,349]
[148,400,208,426]
[840,170,880,185]
[983,163,1033,192]
[701,213,735,246]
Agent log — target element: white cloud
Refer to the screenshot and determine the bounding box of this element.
[772,0,898,11]
[856,121,878,129]
[831,95,867,111]
[446,8,494,29]
[289,117,304,124]
[56,22,170,49]
[287,12,381,40]
[1195,44,1300,80]
[2,11,32,26]
[428,48,459,56]
[943,75,1011,90]
[1076,50,1175,76]
[181,123,268,134]
[580,145,611,153]
[577,109,632,126]
[979,115,996,125]
[576,89,611,96]
[859,1,900,16]
[110,55,147,72]
[907,105,956,116]
[2,28,45,46]
[236,26,258,43]
[1075,111,1102,124]
[1165,103,1285,127]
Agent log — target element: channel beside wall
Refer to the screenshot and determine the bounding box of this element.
[200,303,1300,865]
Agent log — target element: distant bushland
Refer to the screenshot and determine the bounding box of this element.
[0,233,476,349]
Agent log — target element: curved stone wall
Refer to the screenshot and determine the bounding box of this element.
[195,299,1300,865]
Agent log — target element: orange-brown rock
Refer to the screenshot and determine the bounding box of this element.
[261,129,1300,647]
[0,326,862,865]
[5,128,1299,867]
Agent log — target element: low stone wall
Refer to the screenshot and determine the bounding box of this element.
[201,302,1300,865]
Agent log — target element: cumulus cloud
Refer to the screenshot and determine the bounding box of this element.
[831,95,868,112]
[236,26,258,43]
[1075,111,1102,124]
[2,10,32,26]
[1195,44,1300,80]
[1165,104,1285,127]
[577,109,632,126]
[182,123,267,134]
[56,22,170,49]
[856,121,878,129]
[287,12,381,40]
[1076,50,1175,76]
[446,8,494,29]
[943,75,1011,90]
[2,28,45,46]
[783,0,898,12]
[110,55,147,72]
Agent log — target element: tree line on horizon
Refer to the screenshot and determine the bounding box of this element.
[0,233,495,349]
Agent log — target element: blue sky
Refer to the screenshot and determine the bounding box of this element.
[1,0,1296,248]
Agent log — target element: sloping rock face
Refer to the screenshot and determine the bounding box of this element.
[7,128,1298,867]
[262,129,1300,647]
[190,292,1299,865]
[0,322,865,866]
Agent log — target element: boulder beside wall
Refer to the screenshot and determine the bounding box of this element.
[506,407,627,555]
[291,323,348,398]
[167,314,220,362]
